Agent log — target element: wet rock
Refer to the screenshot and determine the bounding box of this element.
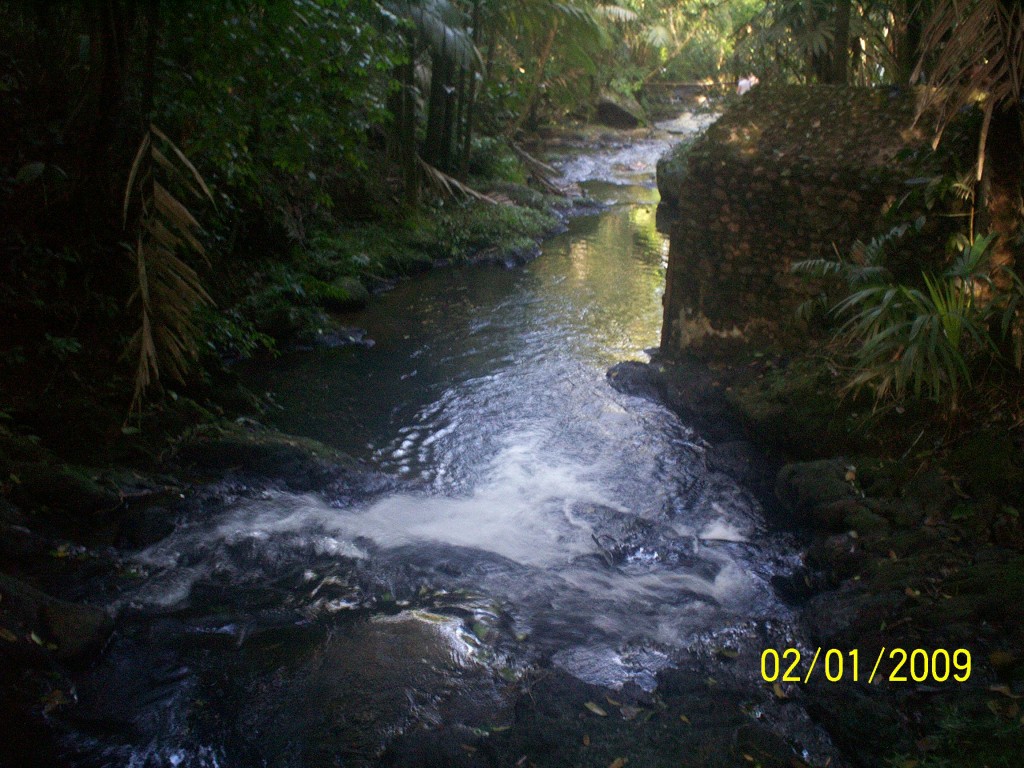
[706,440,759,483]
[656,140,692,204]
[0,572,112,660]
[118,505,176,549]
[172,421,387,496]
[594,90,646,129]
[607,358,744,444]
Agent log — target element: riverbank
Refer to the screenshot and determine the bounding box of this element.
[609,346,1024,767]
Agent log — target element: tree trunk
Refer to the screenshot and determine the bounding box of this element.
[424,40,454,170]
[980,105,1024,274]
[828,0,851,84]
[895,0,923,85]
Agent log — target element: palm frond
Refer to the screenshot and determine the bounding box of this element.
[913,0,1024,180]
[417,156,497,203]
[123,126,215,418]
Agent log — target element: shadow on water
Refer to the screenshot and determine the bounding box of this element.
[57,129,846,767]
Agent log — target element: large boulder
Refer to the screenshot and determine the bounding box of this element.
[594,90,646,129]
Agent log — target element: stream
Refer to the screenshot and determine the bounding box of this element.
[57,117,844,767]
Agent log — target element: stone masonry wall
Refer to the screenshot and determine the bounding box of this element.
[660,85,936,356]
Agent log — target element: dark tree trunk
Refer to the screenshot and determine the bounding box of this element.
[981,105,1024,273]
[424,41,454,170]
[84,0,133,220]
[140,0,160,125]
[828,0,851,84]
[895,0,923,84]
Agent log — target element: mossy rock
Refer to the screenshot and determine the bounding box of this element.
[944,551,1024,624]
[949,429,1024,501]
[6,462,121,517]
[594,89,647,128]
[845,508,890,536]
[307,276,370,312]
[173,421,383,494]
[656,141,692,204]
[775,459,858,523]
[727,360,844,458]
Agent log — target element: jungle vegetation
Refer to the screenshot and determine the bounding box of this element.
[0,0,1021,426]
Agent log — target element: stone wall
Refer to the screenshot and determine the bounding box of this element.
[660,85,936,356]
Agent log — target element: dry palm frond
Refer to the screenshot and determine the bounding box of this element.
[509,142,568,196]
[123,125,214,417]
[417,156,498,203]
[913,0,1024,180]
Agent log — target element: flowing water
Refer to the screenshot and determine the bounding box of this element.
[59,119,842,767]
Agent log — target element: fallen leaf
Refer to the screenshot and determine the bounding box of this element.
[679,714,690,724]
[461,745,477,754]
[608,759,628,768]
[0,628,17,643]
[605,695,622,706]
[845,468,857,482]
[583,734,590,747]
[585,701,608,717]
[904,587,921,598]
[30,631,44,646]
[772,682,788,700]
[716,647,740,659]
